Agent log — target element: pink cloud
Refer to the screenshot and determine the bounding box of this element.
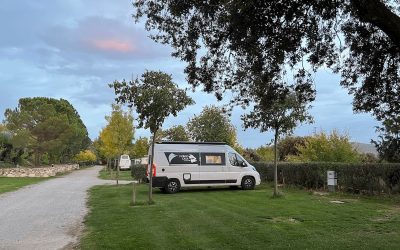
[91,39,134,53]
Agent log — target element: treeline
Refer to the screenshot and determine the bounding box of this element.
[240,131,378,163]
[0,97,90,167]
[92,105,238,165]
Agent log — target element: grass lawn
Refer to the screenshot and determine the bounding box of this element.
[0,177,48,194]
[98,168,133,181]
[81,184,400,250]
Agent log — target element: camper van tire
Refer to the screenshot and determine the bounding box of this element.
[241,176,255,190]
[165,179,181,194]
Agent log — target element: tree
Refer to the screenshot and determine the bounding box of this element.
[295,131,361,163]
[278,136,307,161]
[132,137,150,159]
[162,125,190,141]
[134,1,400,154]
[98,104,135,184]
[74,150,97,165]
[255,146,275,162]
[4,98,89,166]
[373,118,400,162]
[110,70,194,203]
[187,106,237,146]
[243,88,313,196]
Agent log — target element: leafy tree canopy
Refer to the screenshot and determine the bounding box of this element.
[134,0,400,138]
[132,137,150,158]
[373,118,400,162]
[278,136,307,161]
[74,150,97,164]
[110,70,194,134]
[187,106,237,146]
[98,104,135,159]
[4,97,90,165]
[294,131,361,163]
[162,125,190,141]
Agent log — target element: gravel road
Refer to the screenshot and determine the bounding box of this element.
[0,165,127,250]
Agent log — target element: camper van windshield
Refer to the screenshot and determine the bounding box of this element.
[229,153,246,167]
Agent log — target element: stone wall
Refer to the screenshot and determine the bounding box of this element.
[0,164,79,177]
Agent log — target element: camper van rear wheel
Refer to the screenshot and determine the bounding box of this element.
[165,179,180,194]
[241,176,255,190]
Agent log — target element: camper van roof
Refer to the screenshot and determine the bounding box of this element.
[156,141,226,145]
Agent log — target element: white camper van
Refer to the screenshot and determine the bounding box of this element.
[119,154,131,170]
[147,142,261,193]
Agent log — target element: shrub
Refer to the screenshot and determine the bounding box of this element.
[131,164,147,182]
[252,162,400,194]
[74,150,97,166]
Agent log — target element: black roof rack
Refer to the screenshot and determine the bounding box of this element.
[156,141,226,145]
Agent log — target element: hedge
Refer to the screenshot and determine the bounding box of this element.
[253,162,400,194]
[130,162,400,194]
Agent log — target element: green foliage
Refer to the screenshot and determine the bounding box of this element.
[110,70,194,203]
[4,97,90,166]
[238,148,261,162]
[255,145,275,162]
[133,1,400,144]
[98,105,135,159]
[373,118,400,163]
[162,125,190,141]
[278,136,306,161]
[74,150,97,165]
[110,70,194,134]
[131,137,149,158]
[295,131,361,163]
[253,162,400,194]
[131,164,147,182]
[187,106,237,146]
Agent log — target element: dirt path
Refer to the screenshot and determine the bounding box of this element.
[0,165,128,250]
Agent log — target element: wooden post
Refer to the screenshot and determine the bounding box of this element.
[132,181,138,206]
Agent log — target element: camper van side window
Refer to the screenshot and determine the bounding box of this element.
[200,153,225,166]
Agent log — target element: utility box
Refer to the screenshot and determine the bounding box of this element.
[327,171,337,192]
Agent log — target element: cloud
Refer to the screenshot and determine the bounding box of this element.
[43,16,170,61]
[91,39,134,53]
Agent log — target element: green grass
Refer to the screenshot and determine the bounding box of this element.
[98,169,133,181]
[81,184,400,250]
[0,177,48,194]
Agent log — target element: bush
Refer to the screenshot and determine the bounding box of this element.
[131,164,147,182]
[74,150,97,166]
[252,162,400,194]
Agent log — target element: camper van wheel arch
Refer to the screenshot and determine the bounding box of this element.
[165,179,181,194]
[241,176,255,190]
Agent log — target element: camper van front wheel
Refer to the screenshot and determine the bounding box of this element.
[165,179,180,194]
[241,176,255,190]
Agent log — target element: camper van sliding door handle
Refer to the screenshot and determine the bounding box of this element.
[162,168,165,172]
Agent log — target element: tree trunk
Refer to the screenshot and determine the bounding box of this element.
[273,128,279,196]
[116,157,119,186]
[148,130,157,204]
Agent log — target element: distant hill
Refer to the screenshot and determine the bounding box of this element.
[351,142,378,156]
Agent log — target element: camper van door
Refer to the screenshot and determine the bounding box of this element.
[198,151,226,183]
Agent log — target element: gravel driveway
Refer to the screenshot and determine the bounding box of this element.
[0,165,127,250]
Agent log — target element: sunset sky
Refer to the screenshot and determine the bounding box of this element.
[0,0,379,147]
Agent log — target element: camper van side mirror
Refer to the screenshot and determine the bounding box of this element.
[241,162,247,167]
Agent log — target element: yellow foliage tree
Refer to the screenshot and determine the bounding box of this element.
[98,104,134,184]
[74,150,97,165]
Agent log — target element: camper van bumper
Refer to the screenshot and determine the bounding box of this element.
[147,176,168,187]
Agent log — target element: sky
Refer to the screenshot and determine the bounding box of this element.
[0,0,379,148]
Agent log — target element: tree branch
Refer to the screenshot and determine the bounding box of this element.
[351,0,400,46]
